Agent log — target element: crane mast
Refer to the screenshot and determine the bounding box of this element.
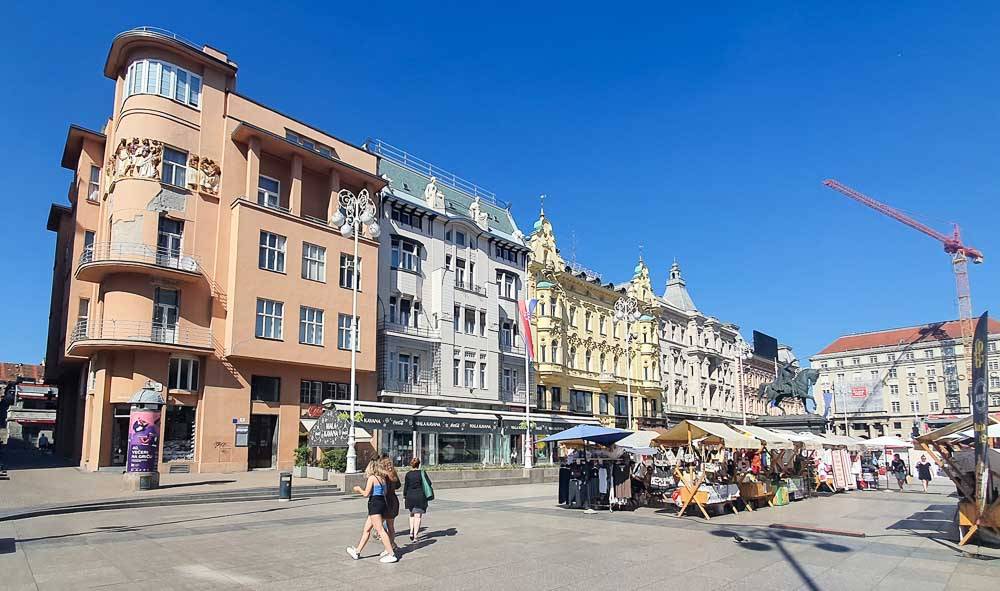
[823,179,984,412]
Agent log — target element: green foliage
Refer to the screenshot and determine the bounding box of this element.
[318,448,347,472]
[336,411,365,422]
[294,445,311,467]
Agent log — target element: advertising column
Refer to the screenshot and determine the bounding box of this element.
[123,385,165,491]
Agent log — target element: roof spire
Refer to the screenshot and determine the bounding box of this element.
[663,259,697,312]
[539,193,545,216]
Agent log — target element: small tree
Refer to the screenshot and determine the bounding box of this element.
[294,444,311,467]
[318,448,347,473]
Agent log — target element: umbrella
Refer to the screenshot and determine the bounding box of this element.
[540,425,632,446]
[615,430,660,450]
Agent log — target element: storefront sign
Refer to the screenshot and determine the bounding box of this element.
[850,387,868,398]
[308,410,351,447]
[502,419,581,434]
[413,416,497,434]
[126,409,160,473]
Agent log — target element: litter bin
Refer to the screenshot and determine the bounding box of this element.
[279,471,292,502]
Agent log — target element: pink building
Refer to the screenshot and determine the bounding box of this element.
[45,28,385,473]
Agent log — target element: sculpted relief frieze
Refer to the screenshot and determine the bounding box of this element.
[106,138,221,196]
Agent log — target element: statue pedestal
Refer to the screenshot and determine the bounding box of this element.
[754,413,828,434]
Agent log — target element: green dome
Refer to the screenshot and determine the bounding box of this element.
[634,263,644,274]
[533,218,543,230]
[639,314,655,322]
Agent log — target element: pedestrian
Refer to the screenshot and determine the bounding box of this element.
[346,460,398,563]
[890,453,908,492]
[379,455,401,552]
[404,457,432,541]
[915,454,934,493]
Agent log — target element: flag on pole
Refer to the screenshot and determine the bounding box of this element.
[518,299,538,360]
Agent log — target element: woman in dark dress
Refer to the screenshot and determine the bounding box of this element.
[379,455,401,552]
[915,454,934,492]
[404,457,431,541]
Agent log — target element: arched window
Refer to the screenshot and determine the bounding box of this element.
[585,350,592,372]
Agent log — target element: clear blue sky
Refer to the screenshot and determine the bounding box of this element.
[1,3,997,365]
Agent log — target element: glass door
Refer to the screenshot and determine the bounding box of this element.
[157,218,183,268]
[153,288,179,343]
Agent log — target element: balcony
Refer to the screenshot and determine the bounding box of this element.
[379,320,440,341]
[5,408,57,425]
[380,380,439,396]
[499,342,525,357]
[77,243,202,283]
[68,319,214,356]
[454,280,487,297]
[499,388,527,404]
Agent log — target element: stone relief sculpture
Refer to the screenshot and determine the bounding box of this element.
[424,176,443,208]
[469,196,489,230]
[107,138,163,184]
[187,155,221,195]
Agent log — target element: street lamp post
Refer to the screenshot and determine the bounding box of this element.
[614,296,641,430]
[735,338,753,425]
[331,188,380,474]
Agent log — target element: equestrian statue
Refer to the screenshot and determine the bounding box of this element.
[758,361,819,414]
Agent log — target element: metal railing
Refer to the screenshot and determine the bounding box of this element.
[455,280,487,296]
[499,342,525,356]
[80,243,201,274]
[381,380,438,396]
[70,319,213,349]
[499,388,527,404]
[378,320,440,339]
[115,27,202,52]
[364,138,499,204]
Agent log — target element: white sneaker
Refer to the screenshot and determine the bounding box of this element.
[379,553,398,563]
[346,546,360,560]
[379,550,390,558]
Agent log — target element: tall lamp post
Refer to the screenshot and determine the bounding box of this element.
[735,337,753,425]
[614,296,641,429]
[331,188,380,474]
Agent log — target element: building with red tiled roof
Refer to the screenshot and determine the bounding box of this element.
[0,362,45,384]
[810,319,1000,441]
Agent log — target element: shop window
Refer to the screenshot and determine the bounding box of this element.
[163,405,196,462]
[251,375,281,402]
[168,357,200,391]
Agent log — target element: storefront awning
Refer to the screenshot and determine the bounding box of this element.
[501,413,600,434]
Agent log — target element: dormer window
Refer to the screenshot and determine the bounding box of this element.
[124,59,202,109]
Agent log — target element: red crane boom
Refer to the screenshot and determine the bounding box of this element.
[822,179,985,414]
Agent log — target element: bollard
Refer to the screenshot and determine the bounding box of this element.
[278,471,292,502]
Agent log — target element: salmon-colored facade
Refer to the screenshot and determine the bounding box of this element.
[45,28,384,473]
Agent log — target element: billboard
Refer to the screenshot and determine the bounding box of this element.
[832,378,885,415]
[753,330,779,361]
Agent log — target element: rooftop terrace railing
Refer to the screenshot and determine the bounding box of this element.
[365,138,499,205]
[114,27,202,51]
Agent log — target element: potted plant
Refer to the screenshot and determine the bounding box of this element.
[293,444,310,478]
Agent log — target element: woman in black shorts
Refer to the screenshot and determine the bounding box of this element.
[346,460,397,563]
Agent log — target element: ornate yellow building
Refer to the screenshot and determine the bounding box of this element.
[528,211,663,429]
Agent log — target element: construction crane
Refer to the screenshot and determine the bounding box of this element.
[823,179,985,409]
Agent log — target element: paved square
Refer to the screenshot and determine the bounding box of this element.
[1,480,998,590]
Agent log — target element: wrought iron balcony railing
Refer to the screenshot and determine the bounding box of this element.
[70,319,213,349]
[379,320,440,339]
[380,380,438,396]
[79,242,201,274]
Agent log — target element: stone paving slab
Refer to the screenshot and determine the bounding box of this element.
[1,481,998,590]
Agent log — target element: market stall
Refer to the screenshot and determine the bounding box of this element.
[735,425,802,505]
[915,416,1000,546]
[652,420,761,519]
[542,425,632,513]
[862,435,914,490]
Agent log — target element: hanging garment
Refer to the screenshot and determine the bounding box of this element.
[567,479,585,509]
[598,465,609,494]
[559,465,570,504]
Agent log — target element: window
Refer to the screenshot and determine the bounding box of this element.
[836,359,843,367]
[870,370,878,380]
[391,237,420,271]
[464,360,475,387]
[836,373,845,382]
[255,299,284,339]
[480,362,488,389]
[585,351,592,372]
[820,361,828,369]
[338,253,363,289]
[537,385,547,410]
[851,357,859,365]
[930,400,940,412]
[990,342,997,353]
[888,368,897,378]
[890,401,901,413]
[285,130,333,158]
[124,59,202,108]
[904,352,914,361]
[258,176,281,209]
[300,380,324,404]
[337,314,360,350]
[453,358,460,386]
[910,400,920,412]
[502,367,514,392]
[869,355,878,364]
[551,387,562,410]
[988,360,999,371]
[251,375,280,402]
[76,298,90,334]
[479,311,487,337]
[600,316,607,335]
[455,258,467,286]
[908,383,917,394]
[259,231,286,272]
[928,381,938,393]
[890,384,899,395]
[991,393,1000,406]
[83,230,95,261]
[390,207,422,230]
[991,377,1000,390]
[464,308,476,334]
[570,390,592,414]
[599,394,608,415]
[454,231,466,247]
[301,243,326,282]
[168,357,199,391]
[540,344,547,363]
[500,321,514,348]
[162,147,187,188]
[299,306,324,345]
[926,367,936,377]
[87,166,101,202]
[495,243,518,264]
[454,306,461,331]
[893,421,902,429]
[925,349,935,359]
[497,271,517,299]
[585,312,592,332]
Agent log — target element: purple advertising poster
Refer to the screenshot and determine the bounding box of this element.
[126,408,161,473]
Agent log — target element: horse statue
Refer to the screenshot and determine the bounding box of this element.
[758,362,820,414]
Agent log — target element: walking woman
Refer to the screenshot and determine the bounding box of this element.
[915,454,934,493]
[379,455,401,552]
[404,457,432,541]
[890,453,908,492]
[346,460,398,563]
